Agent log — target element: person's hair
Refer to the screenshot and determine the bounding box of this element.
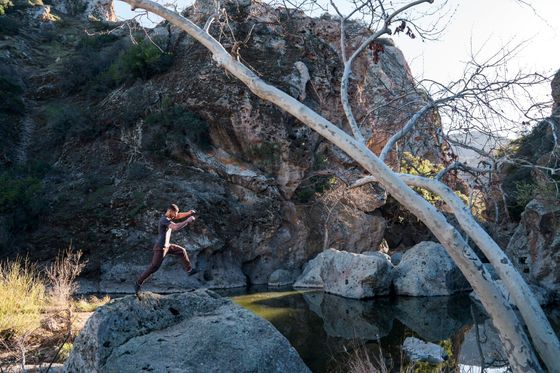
[168,204,179,213]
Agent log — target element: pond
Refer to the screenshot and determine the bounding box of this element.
[219,287,512,373]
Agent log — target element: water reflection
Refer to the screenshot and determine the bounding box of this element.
[227,288,490,372]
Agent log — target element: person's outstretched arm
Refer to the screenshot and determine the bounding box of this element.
[175,210,196,220]
[169,216,195,231]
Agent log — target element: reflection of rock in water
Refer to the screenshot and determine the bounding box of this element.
[302,292,394,340]
[394,296,476,341]
[459,320,508,368]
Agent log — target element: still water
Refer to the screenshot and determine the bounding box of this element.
[220,287,511,373]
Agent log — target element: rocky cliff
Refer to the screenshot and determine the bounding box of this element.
[502,69,560,300]
[0,0,443,292]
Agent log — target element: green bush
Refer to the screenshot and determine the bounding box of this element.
[43,103,99,145]
[0,173,43,213]
[144,104,212,153]
[62,34,122,95]
[500,121,559,220]
[63,36,173,97]
[108,39,173,84]
[0,0,13,15]
[294,175,336,203]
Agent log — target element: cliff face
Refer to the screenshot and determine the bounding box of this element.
[0,0,442,291]
[504,70,560,299]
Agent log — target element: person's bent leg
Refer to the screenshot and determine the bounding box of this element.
[168,244,192,273]
[137,248,165,286]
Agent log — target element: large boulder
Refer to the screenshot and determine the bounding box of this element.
[64,290,310,373]
[393,241,471,296]
[321,249,393,299]
[294,249,394,299]
[293,250,330,288]
[506,199,560,298]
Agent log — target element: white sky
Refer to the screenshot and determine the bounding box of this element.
[114,0,560,104]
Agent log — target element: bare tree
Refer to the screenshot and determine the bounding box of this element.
[118,0,559,371]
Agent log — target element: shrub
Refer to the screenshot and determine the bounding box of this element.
[0,259,45,339]
[0,172,43,213]
[63,35,173,97]
[45,247,86,309]
[43,103,98,145]
[499,121,559,220]
[62,34,122,95]
[108,38,173,84]
[294,175,336,203]
[0,0,13,15]
[58,342,73,361]
[144,104,212,153]
[400,152,470,206]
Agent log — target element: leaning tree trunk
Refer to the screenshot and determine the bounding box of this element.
[120,1,554,370]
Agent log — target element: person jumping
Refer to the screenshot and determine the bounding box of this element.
[135,203,197,298]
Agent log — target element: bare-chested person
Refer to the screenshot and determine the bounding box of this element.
[135,204,197,297]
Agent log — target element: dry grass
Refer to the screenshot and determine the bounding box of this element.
[74,295,110,313]
[0,247,94,370]
[45,247,86,310]
[0,259,45,339]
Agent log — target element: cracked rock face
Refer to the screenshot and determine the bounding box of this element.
[506,199,560,298]
[63,290,310,373]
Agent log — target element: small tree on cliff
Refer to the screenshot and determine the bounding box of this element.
[119,0,559,371]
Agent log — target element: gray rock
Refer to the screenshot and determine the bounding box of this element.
[293,251,328,288]
[506,199,560,298]
[321,249,393,299]
[470,279,554,308]
[50,0,115,21]
[294,248,394,299]
[552,69,560,110]
[390,251,403,265]
[403,337,448,364]
[268,268,300,287]
[64,290,310,373]
[393,241,471,296]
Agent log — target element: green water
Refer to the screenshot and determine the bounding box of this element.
[223,288,487,372]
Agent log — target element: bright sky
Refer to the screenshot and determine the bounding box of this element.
[114,0,560,105]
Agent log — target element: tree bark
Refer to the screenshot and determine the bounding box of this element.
[120,1,550,370]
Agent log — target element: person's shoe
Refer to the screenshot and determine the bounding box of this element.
[188,267,200,276]
[134,282,142,300]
